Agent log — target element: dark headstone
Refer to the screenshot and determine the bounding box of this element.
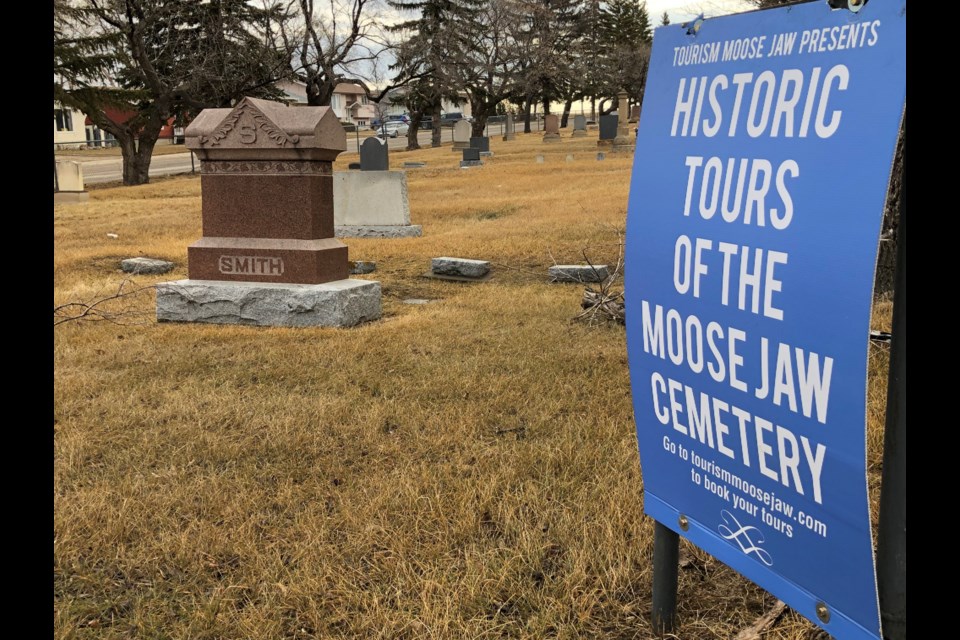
[470,136,490,153]
[599,115,618,140]
[360,137,389,171]
[462,147,481,162]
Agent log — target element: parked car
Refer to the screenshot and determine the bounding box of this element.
[376,121,410,138]
[440,112,473,127]
[370,114,410,128]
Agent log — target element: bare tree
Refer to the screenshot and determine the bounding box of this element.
[285,0,397,106]
[450,0,526,137]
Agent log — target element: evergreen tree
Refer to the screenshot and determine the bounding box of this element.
[596,0,652,110]
[387,0,483,147]
[660,10,669,25]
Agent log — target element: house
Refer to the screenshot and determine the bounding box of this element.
[54,101,177,149]
[276,80,471,127]
[276,80,376,127]
[53,102,88,149]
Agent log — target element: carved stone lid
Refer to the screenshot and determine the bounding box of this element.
[185,97,346,160]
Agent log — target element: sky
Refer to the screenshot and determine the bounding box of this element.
[645,0,756,25]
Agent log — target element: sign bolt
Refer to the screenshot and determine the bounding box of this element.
[816,602,831,624]
[678,515,689,531]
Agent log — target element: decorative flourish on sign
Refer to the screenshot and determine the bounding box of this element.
[718,510,774,566]
[250,111,300,147]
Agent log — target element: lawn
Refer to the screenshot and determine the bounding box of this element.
[54,130,892,639]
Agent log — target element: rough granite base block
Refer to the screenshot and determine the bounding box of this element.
[335,225,422,238]
[156,279,381,327]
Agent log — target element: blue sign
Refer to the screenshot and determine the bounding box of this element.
[625,2,905,639]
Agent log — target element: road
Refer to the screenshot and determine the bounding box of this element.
[58,123,512,185]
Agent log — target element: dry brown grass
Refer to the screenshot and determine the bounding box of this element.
[54,131,892,639]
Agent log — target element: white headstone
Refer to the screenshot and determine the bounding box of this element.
[56,161,84,192]
[452,120,472,151]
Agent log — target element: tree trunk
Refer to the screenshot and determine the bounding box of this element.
[522,96,533,134]
[119,121,161,186]
[542,97,551,116]
[431,111,442,147]
[431,100,442,147]
[406,110,422,150]
[590,97,597,121]
[471,101,488,138]
[560,99,573,128]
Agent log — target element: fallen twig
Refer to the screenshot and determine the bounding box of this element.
[54,279,156,327]
[733,600,788,640]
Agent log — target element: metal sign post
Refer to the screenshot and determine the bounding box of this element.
[877,146,906,640]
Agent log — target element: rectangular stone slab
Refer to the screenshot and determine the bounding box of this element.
[200,169,334,239]
[188,237,348,284]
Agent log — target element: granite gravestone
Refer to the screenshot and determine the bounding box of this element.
[452,120,471,151]
[157,97,381,327]
[54,160,89,204]
[572,114,587,137]
[543,114,561,143]
[598,115,618,145]
[333,171,421,238]
[612,91,634,153]
[470,136,490,153]
[629,105,640,122]
[360,137,389,171]
[502,113,516,141]
[461,147,482,167]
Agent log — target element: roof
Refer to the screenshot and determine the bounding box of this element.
[334,83,366,95]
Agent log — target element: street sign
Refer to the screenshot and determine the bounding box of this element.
[625,2,905,638]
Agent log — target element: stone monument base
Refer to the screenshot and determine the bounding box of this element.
[502,134,515,141]
[335,225,422,238]
[597,139,613,147]
[156,279,381,328]
[571,130,587,138]
[54,191,90,205]
[543,133,561,143]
